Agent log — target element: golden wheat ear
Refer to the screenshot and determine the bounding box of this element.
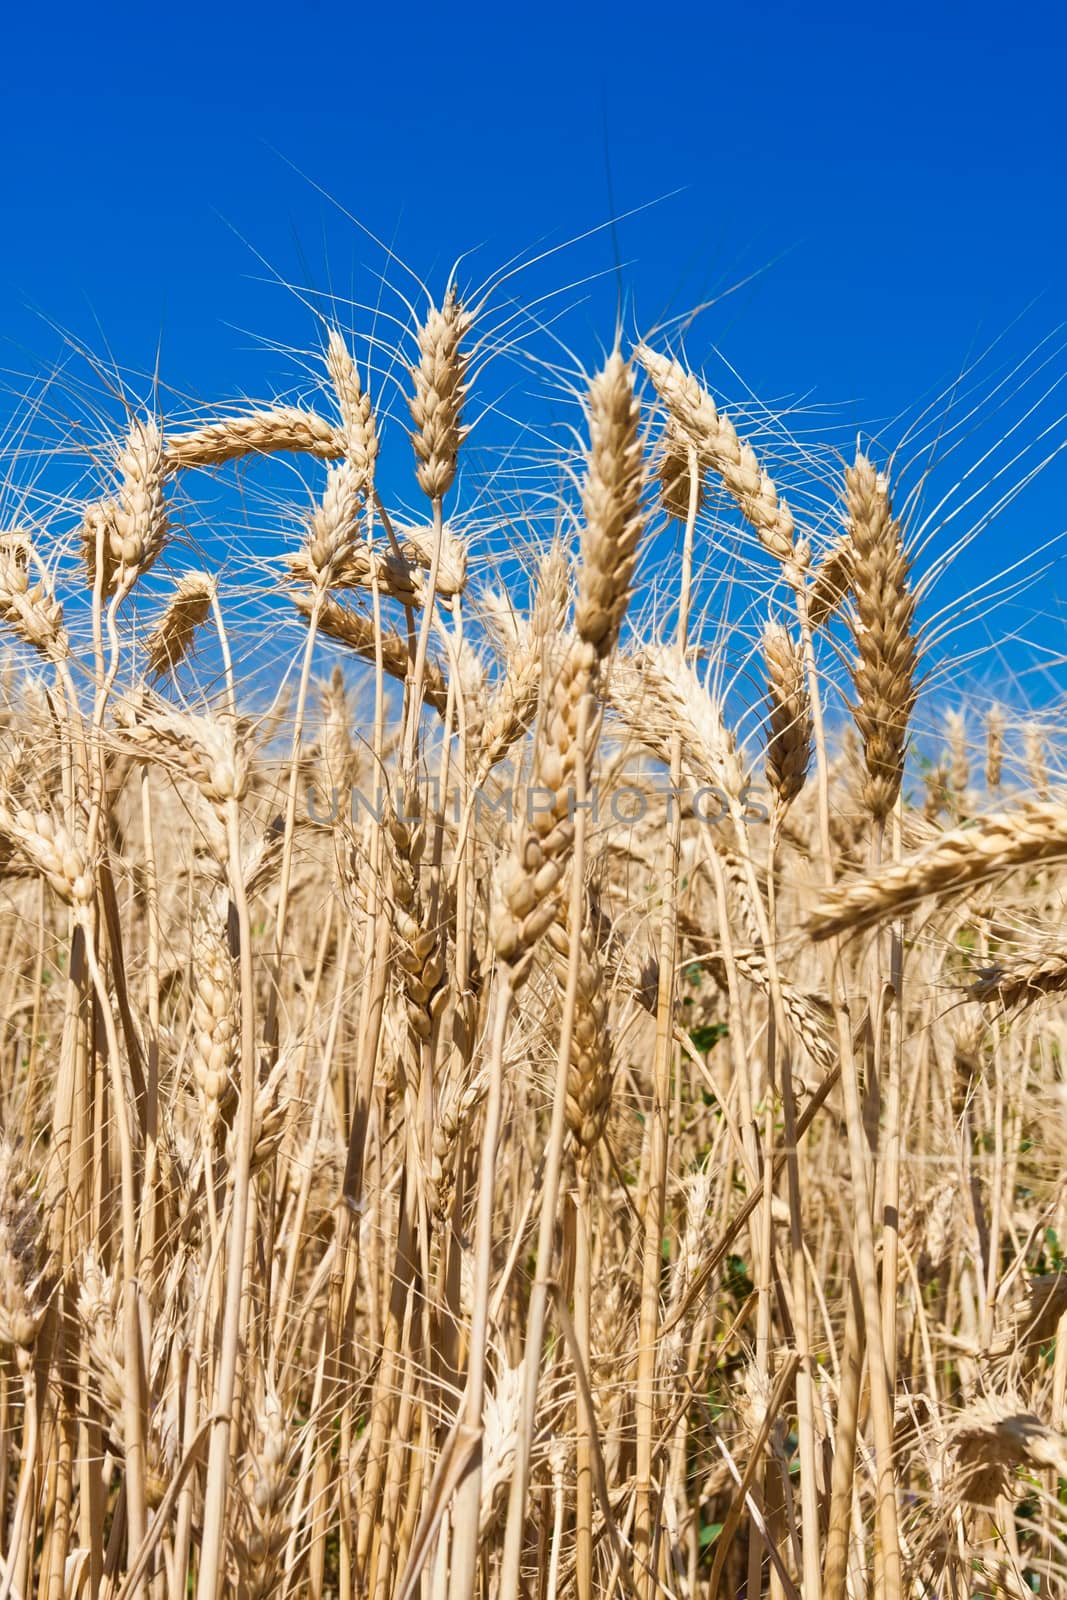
[144,572,216,679]
[408,288,472,503]
[636,342,795,562]
[763,620,812,810]
[844,451,919,825]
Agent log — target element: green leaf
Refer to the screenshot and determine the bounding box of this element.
[689,1022,729,1053]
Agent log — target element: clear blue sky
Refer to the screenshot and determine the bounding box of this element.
[4,0,1067,709]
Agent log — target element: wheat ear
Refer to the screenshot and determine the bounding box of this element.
[845,452,918,824]
[408,288,472,502]
[657,414,706,521]
[970,949,1067,1010]
[808,799,1067,940]
[112,418,170,590]
[986,704,1005,790]
[0,533,69,663]
[763,620,812,809]
[290,590,449,716]
[806,531,854,627]
[326,330,379,482]
[144,572,215,677]
[163,407,342,472]
[636,343,794,562]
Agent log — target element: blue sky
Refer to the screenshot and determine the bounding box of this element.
[3,0,1067,713]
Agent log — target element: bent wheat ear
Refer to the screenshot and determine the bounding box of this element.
[970,949,1067,1010]
[144,572,215,678]
[845,452,918,824]
[0,789,94,904]
[113,698,248,809]
[163,408,342,473]
[636,343,794,562]
[808,799,1067,940]
[290,589,449,717]
[408,288,472,501]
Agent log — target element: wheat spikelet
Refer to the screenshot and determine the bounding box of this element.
[808,799,1067,940]
[0,532,68,663]
[113,698,248,809]
[0,1138,53,1359]
[112,418,170,588]
[970,948,1067,1010]
[190,898,238,1134]
[545,895,613,1150]
[477,545,569,778]
[763,620,811,809]
[408,288,471,501]
[326,330,379,483]
[986,704,1005,790]
[291,589,448,715]
[144,571,216,678]
[635,344,794,562]
[806,532,853,627]
[0,800,94,906]
[574,351,645,658]
[1024,720,1048,797]
[163,407,341,473]
[657,415,705,521]
[845,452,918,823]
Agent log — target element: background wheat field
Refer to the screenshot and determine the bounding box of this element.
[0,239,1065,1600]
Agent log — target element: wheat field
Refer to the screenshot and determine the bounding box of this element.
[0,270,1065,1600]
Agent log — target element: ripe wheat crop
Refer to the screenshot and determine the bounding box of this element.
[0,255,1065,1600]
